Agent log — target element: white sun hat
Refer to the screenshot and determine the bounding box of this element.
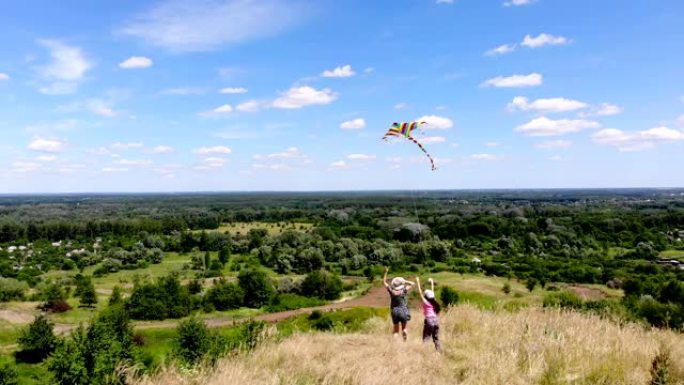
[424,289,435,299]
[391,277,405,290]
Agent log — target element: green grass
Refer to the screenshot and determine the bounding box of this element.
[276,307,388,337]
[659,249,684,258]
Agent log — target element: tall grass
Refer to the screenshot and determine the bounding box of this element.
[133,305,684,385]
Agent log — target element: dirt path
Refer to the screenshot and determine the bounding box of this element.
[134,285,389,330]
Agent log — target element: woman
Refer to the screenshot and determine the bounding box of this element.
[383,266,415,340]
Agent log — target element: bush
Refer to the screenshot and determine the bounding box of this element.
[0,277,28,302]
[78,279,98,308]
[109,286,123,306]
[440,286,459,307]
[205,280,244,311]
[38,283,72,313]
[174,318,211,365]
[300,270,343,300]
[526,278,538,292]
[543,291,583,309]
[312,314,334,331]
[127,275,192,320]
[266,293,324,312]
[47,304,134,385]
[238,268,274,308]
[502,282,511,295]
[17,315,57,362]
[0,360,19,385]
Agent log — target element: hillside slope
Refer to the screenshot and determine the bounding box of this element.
[135,305,684,385]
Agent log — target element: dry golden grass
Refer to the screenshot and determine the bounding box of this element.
[134,305,684,385]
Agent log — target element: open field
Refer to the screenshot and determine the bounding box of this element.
[196,222,314,236]
[133,304,684,385]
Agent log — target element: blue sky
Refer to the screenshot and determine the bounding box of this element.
[1,0,683,192]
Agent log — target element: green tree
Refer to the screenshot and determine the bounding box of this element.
[238,268,274,308]
[218,247,230,265]
[17,315,57,362]
[79,279,98,308]
[174,318,210,365]
[502,282,511,295]
[108,286,123,306]
[205,280,244,311]
[526,278,538,292]
[204,251,211,270]
[300,270,343,300]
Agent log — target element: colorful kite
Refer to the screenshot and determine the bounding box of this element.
[382,121,437,171]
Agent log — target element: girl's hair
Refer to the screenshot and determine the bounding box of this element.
[428,297,441,314]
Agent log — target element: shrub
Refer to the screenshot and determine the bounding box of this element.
[526,278,538,292]
[0,359,19,385]
[0,277,28,302]
[238,268,274,308]
[440,286,459,308]
[300,270,343,300]
[543,291,583,309]
[205,280,244,311]
[174,318,210,365]
[502,282,511,295]
[38,283,72,313]
[47,304,135,385]
[127,275,192,320]
[17,315,57,363]
[78,279,98,308]
[109,286,123,306]
[650,349,672,385]
[312,314,334,331]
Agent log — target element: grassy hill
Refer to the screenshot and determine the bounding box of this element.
[133,305,684,385]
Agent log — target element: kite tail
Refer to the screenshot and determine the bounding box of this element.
[406,135,437,171]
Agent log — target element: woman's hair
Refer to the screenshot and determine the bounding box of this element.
[427,297,441,314]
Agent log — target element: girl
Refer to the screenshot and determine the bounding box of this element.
[383,266,414,340]
[416,276,441,351]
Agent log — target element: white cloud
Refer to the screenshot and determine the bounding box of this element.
[421,136,447,144]
[521,33,570,48]
[416,115,454,129]
[394,103,410,110]
[508,96,588,114]
[212,104,233,114]
[321,65,355,78]
[36,40,91,94]
[593,103,624,116]
[194,145,232,155]
[195,157,227,170]
[504,0,534,7]
[110,142,144,150]
[329,161,348,169]
[340,118,366,130]
[220,87,248,94]
[116,159,153,166]
[485,44,516,56]
[147,145,174,154]
[482,73,543,88]
[535,140,572,149]
[347,154,376,161]
[28,137,64,153]
[592,126,684,152]
[119,56,153,69]
[436,0,454,3]
[87,99,117,117]
[364,67,375,74]
[469,153,501,161]
[515,117,601,136]
[272,86,337,109]
[161,87,206,95]
[0,73,9,81]
[254,147,302,160]
[236,100,263,112]
[102,167,128,173]
[120,0,308,52]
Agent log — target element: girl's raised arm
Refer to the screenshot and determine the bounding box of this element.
[429,278,435,291]
[416,277,425,301]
